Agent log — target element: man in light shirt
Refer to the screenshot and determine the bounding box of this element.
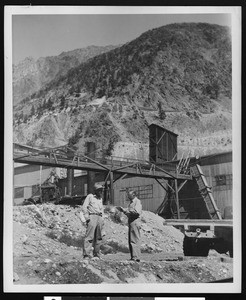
[117,190,142,262]
[80,183,104,259]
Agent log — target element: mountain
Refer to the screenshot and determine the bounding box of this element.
[13,45,119,104]
[13,23,232,158]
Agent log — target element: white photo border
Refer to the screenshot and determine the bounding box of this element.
[4,5,242,293]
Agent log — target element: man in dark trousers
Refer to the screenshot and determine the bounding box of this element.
[118,190,142,262]
[80,183,104,259]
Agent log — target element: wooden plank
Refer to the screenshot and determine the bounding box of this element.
[175,179,180,219]
[164,219,233,226]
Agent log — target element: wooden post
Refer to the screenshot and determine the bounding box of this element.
[87,171,96,194]
[39,165,42,196]
[67,168,74,196]
[86,142,96,194]
[175,179,180,219]
[103,171,110,205]
[110,171,114,205]
[103,181,108,205]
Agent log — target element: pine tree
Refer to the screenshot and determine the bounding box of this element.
[60,96,66,109]
[158,101,166,120]
[31,105,35,116]
[46,98,53,110]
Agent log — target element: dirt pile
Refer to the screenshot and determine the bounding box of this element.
[13,203,233,285]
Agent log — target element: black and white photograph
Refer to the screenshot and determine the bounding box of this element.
[4,5,241,293]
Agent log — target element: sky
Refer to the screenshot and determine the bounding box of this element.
[12,11,231,65]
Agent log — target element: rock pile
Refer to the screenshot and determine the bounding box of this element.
[13,203,184,256]
[12,203,233,285]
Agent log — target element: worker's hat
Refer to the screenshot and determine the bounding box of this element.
[94,183,104,190]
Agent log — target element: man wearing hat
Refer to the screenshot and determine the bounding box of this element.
[80,183,104,259]
[117,190,142,262]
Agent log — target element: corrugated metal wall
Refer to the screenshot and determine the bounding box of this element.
[201,161,232,218]
[113,177,167,212]
[58,173,167,212]
[14,164,52,205]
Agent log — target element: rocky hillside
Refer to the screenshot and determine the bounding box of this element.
[13,45,119,105]
[13,23,232,157]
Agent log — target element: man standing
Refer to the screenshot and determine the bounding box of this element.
[118,190,142,262]
[79,183,104,259]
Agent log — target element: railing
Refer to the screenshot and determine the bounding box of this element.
[102,155,149,167]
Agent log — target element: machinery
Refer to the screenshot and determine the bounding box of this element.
[23,184,61,205]
[164,163,233,257]
[164,218,233,257]
[22,169,61,205]
[40,184,61,203]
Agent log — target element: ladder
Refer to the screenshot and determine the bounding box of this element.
[177,151,190,174]
[190,164,222,220]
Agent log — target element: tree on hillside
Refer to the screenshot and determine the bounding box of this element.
[212,80,220,99]
[158,101,166,120]
[60,96,66,109]
[46,98,53,110]
[23,114,28,123]
[68,121,85,147]
[205,80,220,99]
[18,111,23,121]
[31,104,35,116]
[132,107,138,120]
[105,135,119,156]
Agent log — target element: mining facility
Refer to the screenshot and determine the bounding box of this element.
[13,123,233,257]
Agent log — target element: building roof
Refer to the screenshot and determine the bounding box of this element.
[149,123,178,136]
[169,151,232,166]
[192,151,232,166]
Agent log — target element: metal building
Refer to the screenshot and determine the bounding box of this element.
[158,151,232,219]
